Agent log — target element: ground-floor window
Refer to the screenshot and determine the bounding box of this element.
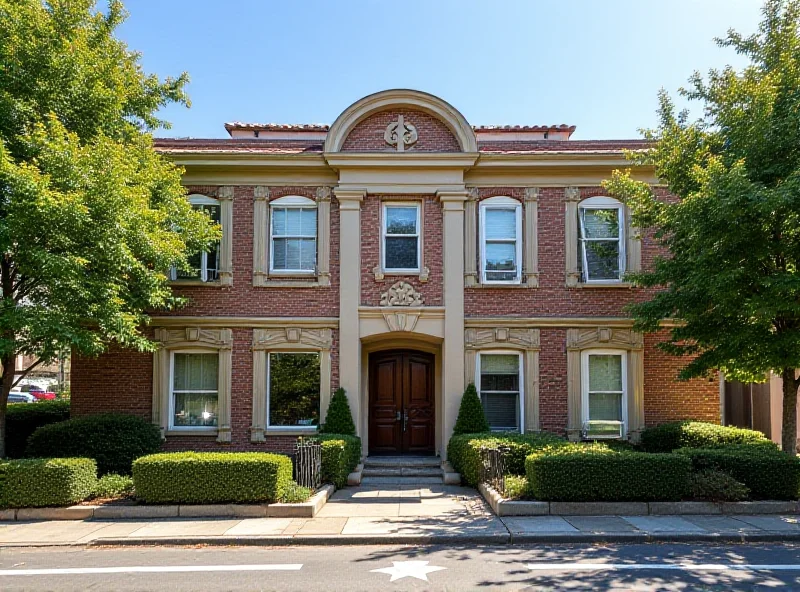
[581,349,627,438]
[267,352,321,429]
[477,352,523,432]
[170,352,219,428]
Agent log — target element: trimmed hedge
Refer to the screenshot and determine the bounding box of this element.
[453,383,490,435]
[0,458,97,508]
[640,421,774,453]
[447,432,566,486]
[676,445,800,500]
[5,400,70,459]
[526,445,691,502]
[314,434,361,488]
[26,413,162,475]
[133,452,293,504]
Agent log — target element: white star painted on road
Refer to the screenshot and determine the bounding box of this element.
[370,560,447,582]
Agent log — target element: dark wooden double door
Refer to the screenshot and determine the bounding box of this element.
[369,350,435,455]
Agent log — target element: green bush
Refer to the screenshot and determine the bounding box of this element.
[26,413,162,475]
[133,452,293,504]
[690,469,750,502]
[640,421,774,453]
[503,475,529,500]
[314,434,362,488]
[5,400,70,458]
[280,481,312,503]
[0,458,97,508]
[453,383,489,435]
[447,431,566,486]
[319,388,356,436]
[526,445,691,502]
[93,474,135,499]
[676,445,800,500]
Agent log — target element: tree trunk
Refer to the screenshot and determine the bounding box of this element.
[0,353,14,459]
[781,367,798,456]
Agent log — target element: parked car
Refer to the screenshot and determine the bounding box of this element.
[26,386,56,400]
[8,388,37,404]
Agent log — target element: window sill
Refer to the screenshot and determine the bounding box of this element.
[467,282,533,289]
[573,282,633,289]
[169,280,225,288]
[165,429,219,437]
[254,279,328,288]
[264,428,318,436]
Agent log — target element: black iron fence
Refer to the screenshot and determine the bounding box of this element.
[480,446,508,495]
[294,439,321,490]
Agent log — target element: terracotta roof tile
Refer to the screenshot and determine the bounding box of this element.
[224,122,330,132]
[154,138,323,154]
[477,139,651,153]
[474,124,576,133]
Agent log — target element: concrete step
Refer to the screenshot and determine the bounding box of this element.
[360,476,444,485]
[363,456,441,468]
[361,467,444,478]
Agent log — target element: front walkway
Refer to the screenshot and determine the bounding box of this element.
[0,484,798,546]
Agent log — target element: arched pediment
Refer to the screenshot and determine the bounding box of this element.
[325,89,478,153]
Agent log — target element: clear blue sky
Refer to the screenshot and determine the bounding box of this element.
[118,0,763,140]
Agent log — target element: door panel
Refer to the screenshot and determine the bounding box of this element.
[369,351,435,455]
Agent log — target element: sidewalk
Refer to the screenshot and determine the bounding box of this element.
[1,484,799,546]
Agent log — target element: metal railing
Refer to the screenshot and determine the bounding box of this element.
[480,446,509,495]
[294,439,322,490]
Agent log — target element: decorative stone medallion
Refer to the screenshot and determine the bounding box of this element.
[384,115,418,152]
[380,280,424,306]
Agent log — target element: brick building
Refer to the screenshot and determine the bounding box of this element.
[71,89,721,458]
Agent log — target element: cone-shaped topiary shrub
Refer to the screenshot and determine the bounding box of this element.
[319,387,356,436]
[453,383,490,435]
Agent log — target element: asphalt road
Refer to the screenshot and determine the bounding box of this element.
[1,543,800,591]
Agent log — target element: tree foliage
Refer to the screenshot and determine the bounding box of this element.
[319,388,356,436]
[452,383,490,436]
[603,0,800,453]
[0,0,219,456]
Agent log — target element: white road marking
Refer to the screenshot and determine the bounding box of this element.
[0,564,303,577]
[526,563,800,572]
[371,560,447,582]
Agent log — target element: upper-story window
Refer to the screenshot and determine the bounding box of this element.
[578,196,625,283]
[171,195,220,283]
[383,203,420,272]
[480,196,522,284]
[270,196,317,274]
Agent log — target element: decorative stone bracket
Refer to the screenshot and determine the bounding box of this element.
[379,281,424,306]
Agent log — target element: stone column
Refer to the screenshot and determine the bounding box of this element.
[316,187,332,287]
[565,186,581,288]
[463,188,478,287]
[523,187,539,288]
[252,186,270,287]
[217,187,234,286]
[335,189,365,443]
[437,190,468,459]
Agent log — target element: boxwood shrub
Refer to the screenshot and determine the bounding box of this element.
[133,452,293,504]
[314,434,361,488]
[525,445,691,502]
[0,458,97,508]
[640,421,774,453]
[26,413,162,475]
[5,400,70,459]
[447,432,566,486]
[676,445,800,500]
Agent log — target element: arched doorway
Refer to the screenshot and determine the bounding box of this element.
[368,349,435,455]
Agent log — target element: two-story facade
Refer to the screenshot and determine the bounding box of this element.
[71,89,721,458]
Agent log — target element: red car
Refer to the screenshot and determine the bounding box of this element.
[27,386,56,400]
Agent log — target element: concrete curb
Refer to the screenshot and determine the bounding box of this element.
[478,484,800,517]
[0,484,335,522]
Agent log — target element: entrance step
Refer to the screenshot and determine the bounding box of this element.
[361,456,444,484]
[361,476,445,486]
[363,456,441,468]
[361,467,443,478]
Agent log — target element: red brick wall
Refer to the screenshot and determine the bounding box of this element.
[538,328,569,434]
[341,109,461,152]
[360,195,443,306]
[164,185,340,318]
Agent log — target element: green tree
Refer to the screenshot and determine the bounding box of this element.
[453,383,490,435]
[0,0,219,457]
[603,0,800,454]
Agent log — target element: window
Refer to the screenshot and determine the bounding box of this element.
[270,196,317,273]
[171,195,220,282]
[578,196,625,282]
[267,352,321,429]
[383,203,420,272]
[170,352,219,429]
[581,350,627,438]
[480,197,522,284]
[477,353,523,432]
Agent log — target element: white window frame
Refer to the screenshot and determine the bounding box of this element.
[476,350,525,433]
[168,349,220,432]
[170,194,221,283]
[479,196,523,285]
[578,196,626,284]
[382,202,421,273]
[266,351,321,431]
[580,349,628,436]
[269,196,318,275]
